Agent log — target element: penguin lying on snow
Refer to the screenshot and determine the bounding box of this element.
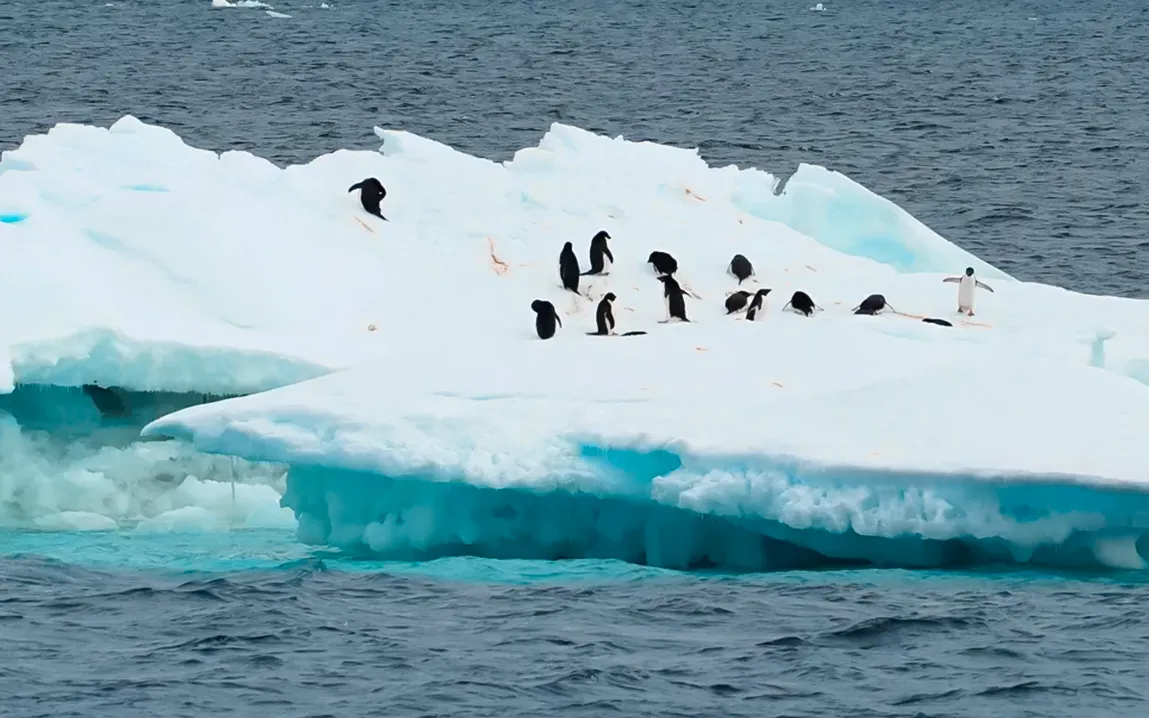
[725,290,752,314]
[728,254,754,284]
[348,177,387,220]
[783,290,821,317]
[852,294,895,316]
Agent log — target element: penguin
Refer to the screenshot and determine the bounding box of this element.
[852,294,895,316]
[581,231,614,276]
[657,275,691,322]
[530,299,562,339]
[745,288,772,321]
[587,293,647,336]
[942,267,994,316]
[922,317,953,327]
[728,254,754,284]
[559,241,581,294]
[647,251,678,277]
[348,178,387,220]
[724,290,753,314]
[783,290,820,317]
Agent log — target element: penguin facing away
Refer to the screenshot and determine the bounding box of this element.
[853,294,895,316]
[348,178,387,220]
[943,267,994,316]
[530,299,562,339]
[657,275,691,323]
[647,251,678,277]
[724,290,753,314]
[559,241,581,294]
[581,231,614,276]
[746,288,772,321]
[728,254,754,284]
[783,290,820,317]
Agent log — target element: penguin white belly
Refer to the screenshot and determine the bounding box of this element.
[958,277,976,311]
[601,254,612,274]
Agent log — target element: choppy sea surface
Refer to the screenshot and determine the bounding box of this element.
[2,0,1149,716]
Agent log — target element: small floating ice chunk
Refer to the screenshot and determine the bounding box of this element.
[810,2,826,10]
[266,9,291,17]
[211,0,235,7]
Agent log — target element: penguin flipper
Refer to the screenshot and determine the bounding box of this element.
[554,312,562,328]
[942,277,961,284]
[976,281,994,292]
[348,181,365,192]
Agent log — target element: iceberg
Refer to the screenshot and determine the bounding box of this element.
[5,116,1149,571]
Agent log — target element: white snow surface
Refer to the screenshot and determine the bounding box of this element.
[5,115,1149,563]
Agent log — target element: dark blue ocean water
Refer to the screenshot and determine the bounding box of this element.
[3,0,1149,716]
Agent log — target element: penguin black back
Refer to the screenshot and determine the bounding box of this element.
[785,290,817,317]
[559,241,580,293]
[853,293,890,316]
[581,230,614,276]
[348,177,387,220]
[746,288,771,321]
[724,290,752,314]
[647,250,678,276]
[530,299,562,339]
[728,254,753,284]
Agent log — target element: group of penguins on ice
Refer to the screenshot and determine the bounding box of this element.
[345,177,996,341]
[530,230,997,340]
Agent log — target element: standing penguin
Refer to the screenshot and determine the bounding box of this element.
[745,288,772,321]
[586,293,648,336]
[728,254,754,284]
[783,290,820,317]
[559,241,581,294]
[530,299,562,339]
[943,267,994,316]
[647,251,679,277]
[581,231,614,276]
[657,275,691,323]
[724,290,753,314]
[852,294,895,316]
[348,178,387,220]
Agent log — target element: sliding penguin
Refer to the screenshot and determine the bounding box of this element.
[746,288,771,321]
[943,267,994,316]
[852,294,895,315]
[559,241,581,294]
[724,290,753,314]
[530,299,562,339]
[587,293,646,336]
[647,251,678,277]
[657,275,691,322]
[581,231,614,276]
[783,290,820,317]
[728,254,754,284]
[348,178,387,220]
[922,317,953,327]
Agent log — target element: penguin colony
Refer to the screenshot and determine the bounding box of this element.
[347,177,995,341]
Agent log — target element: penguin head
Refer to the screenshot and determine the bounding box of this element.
[755,288,772,298]
[602,292,617,303]
[530,300,549,314]
[594,230,611,242]
[563,241,573,251]
[647,252,660,263]
[965,267,974,276]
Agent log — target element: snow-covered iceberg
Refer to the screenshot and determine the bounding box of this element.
[5,116,1149,571]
